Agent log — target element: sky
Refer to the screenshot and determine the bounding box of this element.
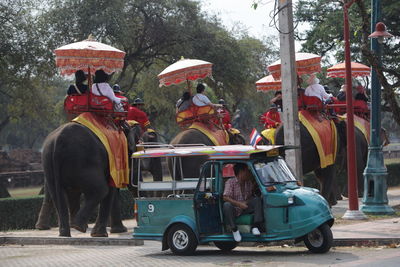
[199,0,302,51]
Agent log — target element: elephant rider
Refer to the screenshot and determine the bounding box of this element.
[127,98,151,132]
[112,84,129,111]
[260,104,281,129]
[305,74,333,103]
[223,163,264,242]
[67,70,88,95]
[270,91,283,112]
[192,83,221,108]
[92,69,124,112]
[176,91,192,113]
[216,99,232,130]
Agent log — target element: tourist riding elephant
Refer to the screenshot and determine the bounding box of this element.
[274,120,347,206]
[38,121,138,237]
[168,128,245,180]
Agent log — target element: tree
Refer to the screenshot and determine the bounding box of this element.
[295,0,400,132]
[0,0,64,148]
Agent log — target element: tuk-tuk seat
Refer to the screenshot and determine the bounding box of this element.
[234,214,254,225]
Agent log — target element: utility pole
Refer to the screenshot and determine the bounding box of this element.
[278,0,303,179]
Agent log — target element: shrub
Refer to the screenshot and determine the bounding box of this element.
[0,189,135,231]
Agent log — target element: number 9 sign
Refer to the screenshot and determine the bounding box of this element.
[147,204,155,213]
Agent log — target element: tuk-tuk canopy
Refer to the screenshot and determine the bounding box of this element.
[131,145,282,160]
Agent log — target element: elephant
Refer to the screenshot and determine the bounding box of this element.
[35,125,163,234]
[37,120,138,237]
[274,119,347,206]
[168,127,245,180]
[335,126,369,198]
[274,118,370,205]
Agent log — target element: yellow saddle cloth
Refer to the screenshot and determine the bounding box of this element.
[73,112,129,188]
[189,122,229,146]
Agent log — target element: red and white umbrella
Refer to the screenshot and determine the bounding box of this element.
[158,58,212,87]
[255,75,281,92]
[267,52,321,80]
[327,62,371,78]
[54,37,126,76]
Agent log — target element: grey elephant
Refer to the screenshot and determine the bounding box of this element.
[168,128,245,179]
[35,126,163,235]
[37,121,138,237]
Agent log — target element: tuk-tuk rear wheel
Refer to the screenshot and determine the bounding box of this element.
[214,241,238,251]
[303,223,333,253]
[167,224,198,255]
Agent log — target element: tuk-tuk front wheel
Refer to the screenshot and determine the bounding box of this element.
[167,224,198,255]
[214,241,238,251]
[303,223,333,253]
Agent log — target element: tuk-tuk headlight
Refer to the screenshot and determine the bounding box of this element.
[288,196,294,205]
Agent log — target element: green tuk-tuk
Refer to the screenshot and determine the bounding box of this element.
[132,145,334,255]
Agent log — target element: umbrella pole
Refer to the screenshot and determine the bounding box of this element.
[186,79,192,95]
[87,67,92,112]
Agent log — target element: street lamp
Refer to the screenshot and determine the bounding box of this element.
[361,20,394,215]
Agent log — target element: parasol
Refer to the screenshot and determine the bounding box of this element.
[267,52,321,80]
[255,75,281,92]
[158,58,213,87]
[327,62,371,78]
[54,37,126,76]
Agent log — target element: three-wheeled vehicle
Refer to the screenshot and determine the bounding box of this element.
[131,145,334,255]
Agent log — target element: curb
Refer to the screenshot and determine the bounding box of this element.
[0,236,143,246]
[1,236,399,247]
[333,238,400,247]
[255,238,400,247]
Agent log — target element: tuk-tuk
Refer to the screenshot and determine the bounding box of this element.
[132,145,334,255]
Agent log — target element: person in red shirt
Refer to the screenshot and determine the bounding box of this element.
[261,104,281,129]
[127,98,151,131]
[217,99,232,130]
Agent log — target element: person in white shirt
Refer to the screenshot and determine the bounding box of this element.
[305,74,333,102]
[92,70,122,105]
[192,83,219,107]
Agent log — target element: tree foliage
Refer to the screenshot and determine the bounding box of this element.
[295,0,400,133]
[0,0,278,147]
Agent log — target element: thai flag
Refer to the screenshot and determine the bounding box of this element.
[249,128,262,148]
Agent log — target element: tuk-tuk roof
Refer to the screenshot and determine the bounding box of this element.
[131,145,282,160]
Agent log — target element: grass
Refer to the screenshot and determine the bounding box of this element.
[8,186,42,198]
[384,158,400,164]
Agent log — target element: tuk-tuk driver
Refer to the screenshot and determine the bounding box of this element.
[223,163,264,242]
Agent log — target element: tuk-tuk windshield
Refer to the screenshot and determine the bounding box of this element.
[254,157,297,185]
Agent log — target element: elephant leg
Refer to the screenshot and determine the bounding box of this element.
[315,166,337,206]
[66,188,81,225]
[91,187,115,237]
[150,157,163,182]
[35,185,54,230]
[72,185,108,234]
[45,179,71,237]
[109,189,127,233]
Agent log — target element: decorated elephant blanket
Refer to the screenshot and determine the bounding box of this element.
[339,114,370,144]
[73,112,129,188]
[261,128,277,145]
[189,122,229,146]
[299,110,337,169]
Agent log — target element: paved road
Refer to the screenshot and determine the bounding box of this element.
[1,242,400,267]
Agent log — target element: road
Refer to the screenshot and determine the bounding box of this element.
[1,242,399,267]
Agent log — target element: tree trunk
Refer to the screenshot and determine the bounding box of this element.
[0,116,10,134]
